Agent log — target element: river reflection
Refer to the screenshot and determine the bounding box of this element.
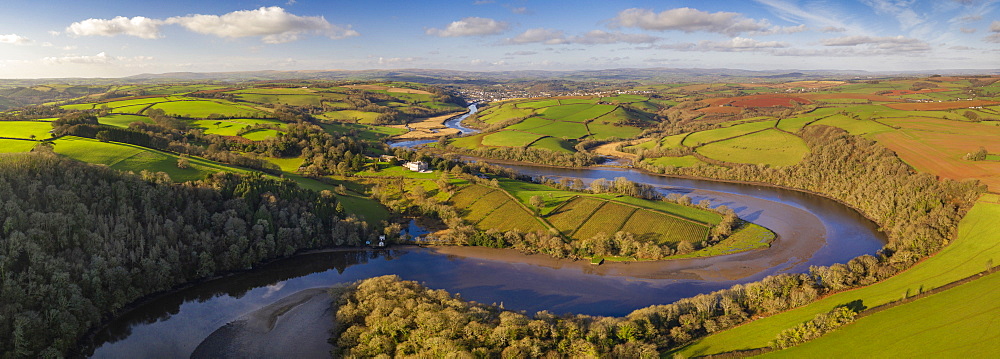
[83,102,887,358]
[86,247,765,357]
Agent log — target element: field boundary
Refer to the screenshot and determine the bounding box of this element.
[568,200,608,238]
[491,187,557,232]
[606,198,710,226]
[694,265,1000,358]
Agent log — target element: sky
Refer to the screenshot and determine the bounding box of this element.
[0,0,997,78]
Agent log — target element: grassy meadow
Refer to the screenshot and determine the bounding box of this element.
[675,193,1000,357]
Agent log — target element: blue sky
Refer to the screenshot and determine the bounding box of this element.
[0,0,997,78]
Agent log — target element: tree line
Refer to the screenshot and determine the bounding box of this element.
[0,153,382,357]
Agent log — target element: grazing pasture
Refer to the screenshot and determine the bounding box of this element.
[676,194,1000,357]
[683,120,777,146]
[99,114,152,128]
[524,121,590,139]
[529,137,574,153]
[149,100,266,118]
[763,271,1000,358]
[0,139,36,153]
[0,121,53,139]
[696,129,809,167]
[52,136,249,182]
[481,130,545,147]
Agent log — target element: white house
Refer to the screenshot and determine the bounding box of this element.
[403,161,431,173]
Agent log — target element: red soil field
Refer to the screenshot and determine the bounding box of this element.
[885,100,1000,111]
[874,117,1000,190]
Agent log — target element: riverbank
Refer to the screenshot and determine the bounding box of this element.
[191,288,334,359]
[423,184,827,282]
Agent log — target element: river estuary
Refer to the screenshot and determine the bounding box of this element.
[83,104,886,358]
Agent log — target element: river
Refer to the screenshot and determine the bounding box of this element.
[82,103,886,358]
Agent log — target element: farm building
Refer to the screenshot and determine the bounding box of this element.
[403,161,431,173]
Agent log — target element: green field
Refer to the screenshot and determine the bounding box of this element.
[539,104,616,122]
[475,200,548,233]
[810,115,895,136]
[588,122,642,140]
[696,129,809,167]
[676,194,1000,357]
[572,202,636,240]
[448,133,485,149]
[0,139,37,152]
[149,100,265,118]
[99,114,153,128]
[763,271,1000,358]
[477,103,535,124]
[241,129,283,141]
[320,122,406,141]
[481,131,545,147]
[528,137,574,153]
[320,110,383,123]
[618,208,711,245]
[52,136,250,182]
[775,116,817,132]
[97,96,177,108]
[672,222,773,258]
[683,120,778,146]
[547,197,605,235]
[236,93,323,107]
[111,104,151,114]
[462,190,513,223]
[0,121,53,139]
[505,117,552,131]
[517,99,561,109]
[523,121,590,139]
[192,119,286,137]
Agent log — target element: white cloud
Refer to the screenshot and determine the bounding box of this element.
[610,7,771,36]
[860,0,927,31]
[64,7,357,44]
[426,17,509,37]
[822,35,931,52]
[986,21,1000,42]
[377,56,423,65]
[510,7,529,14]
[66,16,164,39]
[505,28,566,44]
[504,28,658,45]
[42,52,114,64]
[506,50,537,56]
[752,24,809,36]
[41,52,154,65]
[659,37,789,52]
[0,34,31,45]
[753,0,857,34]
[165,7,358,43]
[569,30,659,44]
